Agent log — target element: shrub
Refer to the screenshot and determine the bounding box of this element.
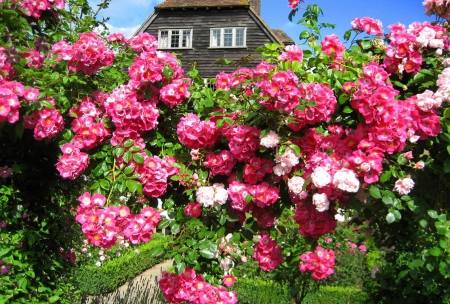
[303,286,371,304]
[233,277,290,304]
[73,234,171,296]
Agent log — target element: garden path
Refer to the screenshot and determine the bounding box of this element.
[86,259,173,303]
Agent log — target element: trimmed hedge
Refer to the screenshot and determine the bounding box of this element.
[234,278,371,304]
[73,234,171,296]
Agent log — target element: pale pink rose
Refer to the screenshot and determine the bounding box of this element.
[311,166,331,188]
[275,147,299,168]
[213,183,228,205]
[260,130,280,148]
[416,90,443,112]
[393,177,415,195]
[312,193,330,212]
[288,176,306,195]
[332,168,360,193]
[415,161,425,169]
[273,164,291,176]
[196,186,215,207]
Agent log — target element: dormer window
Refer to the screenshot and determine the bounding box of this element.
[158,29,192,49]
[210,27,246,48]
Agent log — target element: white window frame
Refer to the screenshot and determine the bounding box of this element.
[210,27,246,48]
[158,29,193,49]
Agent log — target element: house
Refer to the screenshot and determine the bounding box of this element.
[134,0,294,77]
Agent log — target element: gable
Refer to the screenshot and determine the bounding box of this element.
[135,6,290,77]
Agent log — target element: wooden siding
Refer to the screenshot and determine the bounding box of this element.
[144,8,277,77]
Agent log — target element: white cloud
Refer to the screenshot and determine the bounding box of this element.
[105,23,141,38]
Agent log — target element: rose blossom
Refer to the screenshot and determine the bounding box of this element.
[393,177,415,195]
[311,166,331,188]
[196,186,215,207]
[288,176,306,195]
[260,130,279,148]
[332,168,360,193]
[312,193,330,212]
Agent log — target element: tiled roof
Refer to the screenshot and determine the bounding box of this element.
[271,29,295,45]
[156,0,249,9]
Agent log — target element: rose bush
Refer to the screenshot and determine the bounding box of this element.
[1,0,450,303]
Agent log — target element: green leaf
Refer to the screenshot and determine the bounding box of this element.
[398,270,409,280]
[158,219,171,230]
[115,147,125,157]
[123,151,132,163]
[171,223,181,235]
[439,261,450,277]
[0,248,12,258]
[100,179,110,190]
[133,152,145,164]
[386,212,395,224]
[438,214,447,222]
[369,185,382,199]
[123,139,134,148]
[123,165,135,175]
[343,29,352,41]
[408,259,424,269]
[342,106,353,113]
[429,247,442,257]
[126,179,139,193]
[420,219,428,228]
[439,239,448,250]
[382,196,394,206]
[150,246,165,257]
[426,263,435,272]
[200,247,216,259]
[428,210,439,219]
[289,144,301,156]
[380,170,391,183]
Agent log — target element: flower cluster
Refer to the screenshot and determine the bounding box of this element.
[52,32,114,75]
[23,98,64,140]
[423,0,450,19]
[294,203,337,238]
[299,246,335,280]
[75,192,161,248]
[196,183,228,207]
[13,0,65,18]
[159,267,238,304]
[56,143,89,180]
[351,17,384,37]
[177,113,219,150]
[21,48,45,68]
[0,81,23,123]
[252,234,284,271]
[0,47,15,81]
[384,21,449,74]
[70,97,110,150]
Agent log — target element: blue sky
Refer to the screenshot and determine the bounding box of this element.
[91,0,436,42]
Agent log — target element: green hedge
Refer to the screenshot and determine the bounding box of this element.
[234,278,371,304]
[234,277,291,304]
[73,234,171,296]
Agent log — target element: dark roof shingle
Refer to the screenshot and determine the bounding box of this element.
[271,29,295,45]
[156,0,249,9]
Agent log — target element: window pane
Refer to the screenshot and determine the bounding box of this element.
[159,31,169,48]
[171,30,180,48]
[235,28,244,46]
[224,29,232,47]
[182,30,191,47]
[212,29,221,47]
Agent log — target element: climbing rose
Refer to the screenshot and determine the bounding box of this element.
[393,177,415,195]
[332,168,360,193]
[300,246,336,280]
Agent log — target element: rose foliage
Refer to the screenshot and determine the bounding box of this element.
[1,0,450,303]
